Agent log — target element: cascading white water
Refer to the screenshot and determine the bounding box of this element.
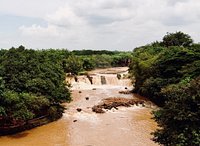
[66,73,131,87]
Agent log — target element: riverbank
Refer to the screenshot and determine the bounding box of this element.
[0,105,63,136]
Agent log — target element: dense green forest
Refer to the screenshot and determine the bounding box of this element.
[0,46,131,134]
[0,46,71,134]
[129,32,200,145]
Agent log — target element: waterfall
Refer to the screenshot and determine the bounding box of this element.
[104,75,119,85]
[66,72,132,87]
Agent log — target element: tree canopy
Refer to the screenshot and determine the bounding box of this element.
[0,46,71,128]
[129,31,200,145]
[162,31,193,47]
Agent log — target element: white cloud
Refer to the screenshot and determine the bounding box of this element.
[1,0,200,50]
[0,0,65,18]
[19,24,60,37]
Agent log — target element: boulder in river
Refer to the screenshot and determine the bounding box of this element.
[92,106,105,113]
[73,120,77,122]
[100,76,106,85]
[76,108,82,112]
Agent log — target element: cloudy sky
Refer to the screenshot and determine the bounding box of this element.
[0,0,200,50]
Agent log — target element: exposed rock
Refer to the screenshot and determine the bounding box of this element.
[100,76,106,85]
[86,74,93,84]
[119,90,131,94]
[73,120,77,122]
[92,97,145,114]
[117,73,121,80]
[92,106,105,114]
[76,108,82,112]
[114,107,118,110]
[74,76,78,82]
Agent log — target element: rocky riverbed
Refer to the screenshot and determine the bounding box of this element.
[0,67,158,146]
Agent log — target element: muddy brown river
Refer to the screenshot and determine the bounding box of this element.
[0,67,158,146]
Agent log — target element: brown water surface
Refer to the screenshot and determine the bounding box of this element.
[0,67,158,146]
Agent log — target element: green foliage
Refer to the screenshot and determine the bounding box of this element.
[129,46,166,101]
[82,58,95,71]
[153,77,200,146]
[47,105,64,120]
[0,47,70,101]
[0,47,131,125]
[111,53,132,67]
[0,77,5,95]
[0,90,50,122]
[180,60,200,78]
[154,46,197,78]
[0,106,6,116]
[129,32,200,145]
[72,49,120,55]
[75,50,132,69]
[64,55,83,75]
[130,42,200,105]
[92,54,112,68]
[1,90,34,121]
[20,93,50,113]
[163,31,193,47]
[0,47,130,130]
[0,46,71,126]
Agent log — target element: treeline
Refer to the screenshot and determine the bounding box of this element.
[65,50,132,75]
[0,46,131,134]
[129,32,200,145]
[72,49,120,55]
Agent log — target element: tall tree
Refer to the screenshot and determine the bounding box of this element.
[163,31,193,47]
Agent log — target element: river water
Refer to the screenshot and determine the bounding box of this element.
[0,67,158,146]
